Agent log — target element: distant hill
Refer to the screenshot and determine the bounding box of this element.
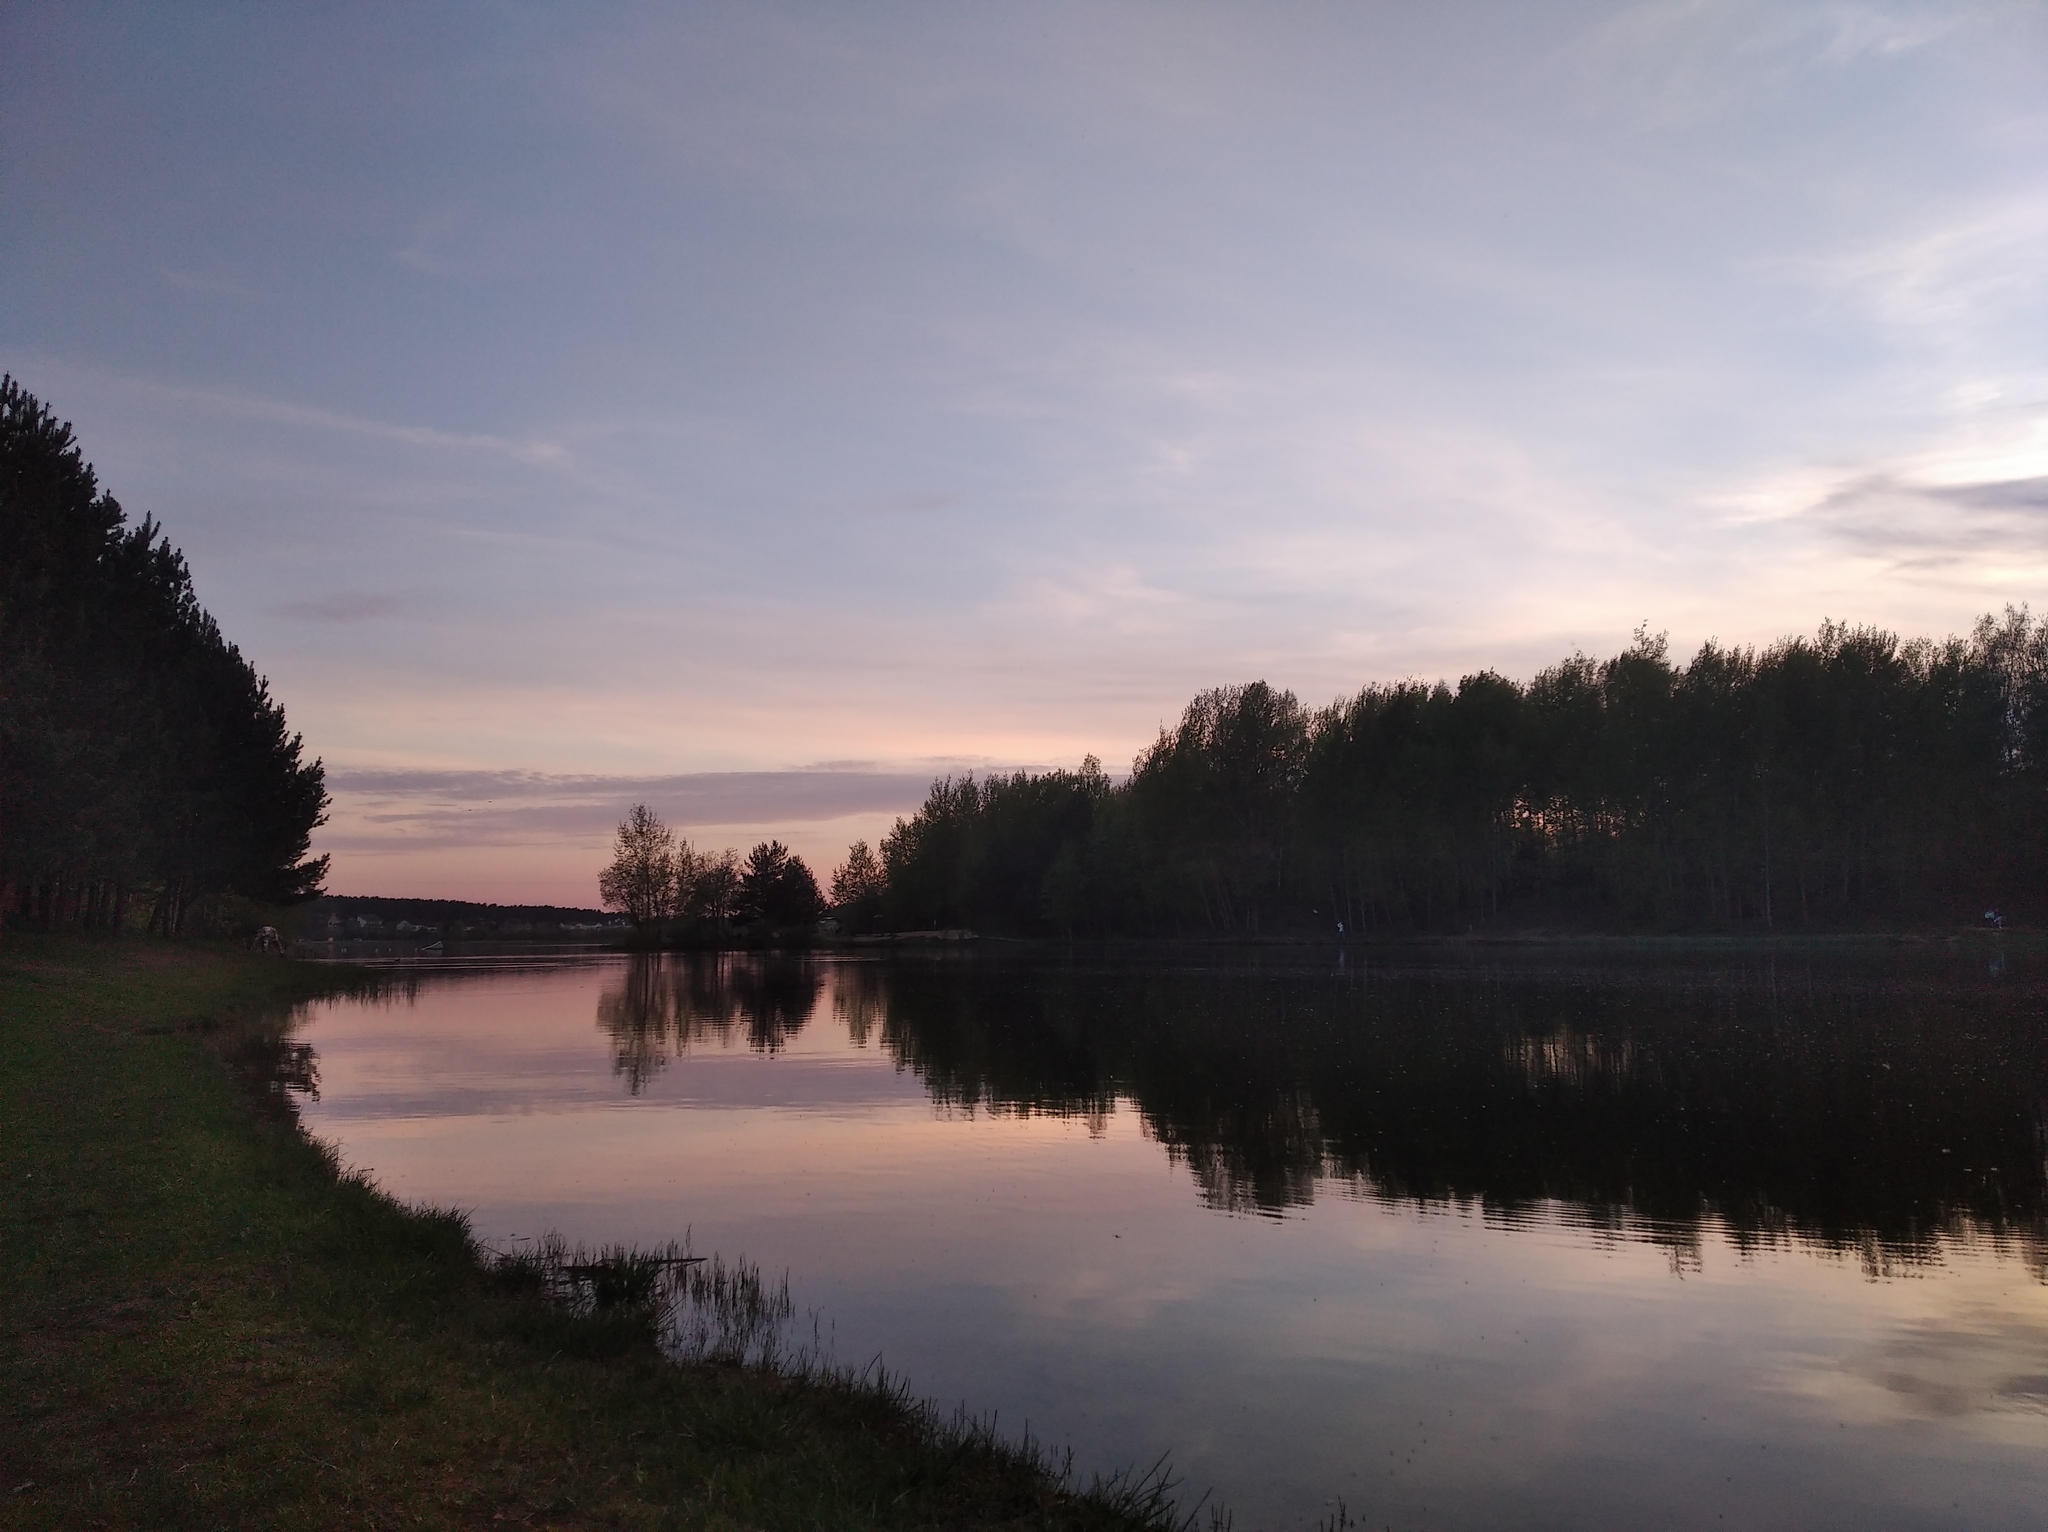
[297,894,622,940]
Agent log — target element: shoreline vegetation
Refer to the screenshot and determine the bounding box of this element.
[2,379,328,940]
[820,615,2048,943]
[0,936,1198,1530]
[592,615,2048,950]
[587,783,2037,956]
[10,372,2043,952]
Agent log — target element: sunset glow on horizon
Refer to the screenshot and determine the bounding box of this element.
[7,2,2044,904]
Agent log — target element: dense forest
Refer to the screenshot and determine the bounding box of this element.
[849,616,2048,936]
[1,378,329,934]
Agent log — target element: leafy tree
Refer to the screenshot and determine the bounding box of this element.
[1127,683,1309,932]
[854,614,2048,936]
[598,804,677,928]
[739,840,824,928]
[670,838,709,915]
[878,761,1111,935]
[689,847,742,927]
[829,840,887,931]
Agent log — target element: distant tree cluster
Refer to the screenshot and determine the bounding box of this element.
[598,804,824,935]
[853,618,2048,936]
[297,895,620,942]
[1,378,329,934]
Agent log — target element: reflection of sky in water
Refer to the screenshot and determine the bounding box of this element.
[296,957,2048,1529]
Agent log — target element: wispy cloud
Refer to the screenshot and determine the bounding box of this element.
[274,592,409,623]
[1811,6,1962,64]
[1569,0,1967,130]
[1808,473,2048,567]
[1777,201,2048,332]
[319,767,968,852]
[12,2,2047,899]
[83,368,576,468]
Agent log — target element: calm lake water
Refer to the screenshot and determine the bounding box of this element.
[291,948,2048,1529]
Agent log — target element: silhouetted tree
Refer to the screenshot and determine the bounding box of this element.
[829,839,887,931]
[879,759,1112,934]
[1123,683,1310,933]
[860,615,2048,936]
[739,840,824,927]
[598,804,677,928]
[1,376,328,933]
[690,847,742,927]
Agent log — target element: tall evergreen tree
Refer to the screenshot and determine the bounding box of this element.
[1,377,329,933]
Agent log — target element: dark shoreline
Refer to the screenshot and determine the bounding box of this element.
[300,923,2034,963]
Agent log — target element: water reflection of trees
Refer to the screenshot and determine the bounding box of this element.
[867,958,2048,1274]
[597,954,825,1091]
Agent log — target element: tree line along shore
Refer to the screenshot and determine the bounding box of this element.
[613,614,2048,944]
[8,367,2041,949]
[1,378,327,938]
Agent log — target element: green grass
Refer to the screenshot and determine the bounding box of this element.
[0,936,1189,1531]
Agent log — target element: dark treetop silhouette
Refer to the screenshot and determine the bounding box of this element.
[1,378,328,934]
[599,805,825,938]
[851,621,2048,937]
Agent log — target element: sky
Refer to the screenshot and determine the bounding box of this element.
[5,1,2045,904]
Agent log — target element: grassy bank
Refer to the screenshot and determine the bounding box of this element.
[0,936,1182,1530]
